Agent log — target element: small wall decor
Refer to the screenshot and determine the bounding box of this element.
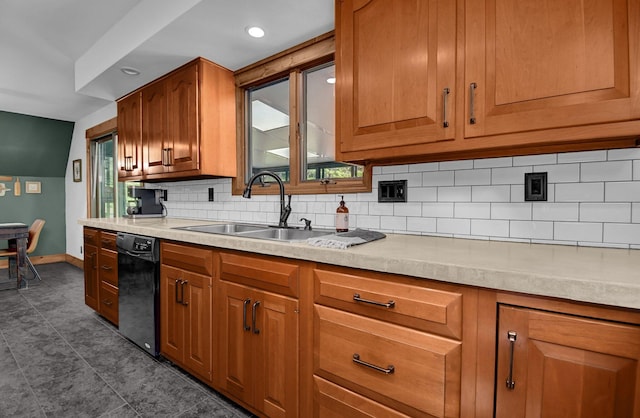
[73,159,82,182]
[0,183,11,197]
[25,181,41,194]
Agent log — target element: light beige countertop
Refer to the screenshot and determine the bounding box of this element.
[79,217,640,310]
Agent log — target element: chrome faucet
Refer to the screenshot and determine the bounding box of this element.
[242,170,292,228]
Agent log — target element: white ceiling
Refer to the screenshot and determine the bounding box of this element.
[0,0,334,122]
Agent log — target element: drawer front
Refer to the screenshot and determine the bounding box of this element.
[99,232,117,251]
[314,305,461,418]
[314,267,463,339]
[219,251,299,297]
[161,241,214,277]
[99,281,118,325]
[314,376,411,418]
[99,249,118,287]
[83,227,99,246]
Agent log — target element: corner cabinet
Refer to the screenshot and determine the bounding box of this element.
[335,0,640,164]
[117,57,237,181]
[160,241,214,383]
[335,0,457,162]
[217,251,300,418]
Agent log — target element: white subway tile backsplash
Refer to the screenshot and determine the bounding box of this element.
[491,166,532,185]
[513,154,557,166]
[579,203,631,223]
[472,185,511,202]
[510,221,553,240]
[555,183,604,202]
[438,186,471,202]
[422,203,454,218]
[554,222,602,242]
[455,169,491,186]
[161,147,640,249]
[437,218,470,235]
[581,161,632,182]
[471,219,509,237]
[533,203,578,221]
[605,182,640,202]
[557,150,607,163]
[473,156,513,168]
[455,202,491,219]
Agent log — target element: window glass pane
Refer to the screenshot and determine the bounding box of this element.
[248,77,290,181]
[302,63,362,181]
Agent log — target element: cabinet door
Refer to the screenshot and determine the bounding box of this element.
[143,81,168,175]
[117,92,143,179]
[219,281,254,404]
[182,270,213,382]
[253,290,299,418]
[160,265,185,363]
[166,62,199,173]
[465,0,640,139]
[336,0,456,159]
[83,243,99,310]
[496,305,640,418]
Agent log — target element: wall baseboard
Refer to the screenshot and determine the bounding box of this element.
[0,253,80,269]
[65,254,84,270]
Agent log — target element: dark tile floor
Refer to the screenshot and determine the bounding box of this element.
[0,263,254,418]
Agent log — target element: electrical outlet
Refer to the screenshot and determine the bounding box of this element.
[378,180,407,202]
[524,172,547,201]
[208,187,214,201]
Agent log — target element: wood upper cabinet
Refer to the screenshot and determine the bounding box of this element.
[465,0,640,141]
[117,92,143,179]
[118,57,236,181]
[160,242,214,383]
[495,305,640,418]
[335,0,457,161]
[218,251,300,418]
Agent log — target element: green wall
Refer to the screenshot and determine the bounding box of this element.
[0,111,74,257]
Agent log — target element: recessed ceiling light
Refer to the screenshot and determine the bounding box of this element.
[246,26,265,38]
[326,77,336,84]
[120,67,140,76]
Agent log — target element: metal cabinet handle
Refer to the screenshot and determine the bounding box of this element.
[162,148,173,166]
[124,156,133,171]
[92,253,98,270]
[252,301,261,334]
[180,280,189,306]
[101,265,112,271]
[442,87,451,128]
[353,293,395,309]
[469,82,477,124]
[352,353,394,375]
[174,279,181,304]
[102,299,113,306]
[506,331,517,390]
[243,298,251,331]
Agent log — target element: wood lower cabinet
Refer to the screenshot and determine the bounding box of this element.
[495,304,640,418]
[83,228,118,325]
[218,251,300,418]
[160,242,213,382]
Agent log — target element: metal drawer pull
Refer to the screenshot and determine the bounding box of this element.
[469,82,477,124]
[442,87,451,128]
[102,299,112,306]
[180,280,189,306]
[352,354,394,375]
[243,298,251,331]
[506,331,517,390]
[353,293,395,309]
[252,301,261,334]
[101,265,112,270]
[174,279,181,304]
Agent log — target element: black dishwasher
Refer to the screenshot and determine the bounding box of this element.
[116,232,160,357]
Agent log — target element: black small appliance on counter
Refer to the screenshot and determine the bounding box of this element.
[126,187,165,218]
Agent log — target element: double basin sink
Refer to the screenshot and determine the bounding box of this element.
[174,223,334,242]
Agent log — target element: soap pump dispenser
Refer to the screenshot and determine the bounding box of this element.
[336,195,349,232]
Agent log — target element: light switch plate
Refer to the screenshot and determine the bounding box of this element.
[524,172,547,201]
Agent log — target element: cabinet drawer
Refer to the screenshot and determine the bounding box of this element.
[99,232,117,251]
[314,267,462,339]
[219,251,299,297]
[314,376,411,418]
[99,281,118,325]
[161,242,213,277]
[83,227,99,246]
[99,249,118,287]
[314,306,461,418]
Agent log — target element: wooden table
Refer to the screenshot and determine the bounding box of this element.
[0,223,28,289]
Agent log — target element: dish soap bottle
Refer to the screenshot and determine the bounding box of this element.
[336,195,349,232]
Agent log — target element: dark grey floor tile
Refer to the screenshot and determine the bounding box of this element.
[176,396,239,417]
[0,369,46,418]
[98,403,140,418]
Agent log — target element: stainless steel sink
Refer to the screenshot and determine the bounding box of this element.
[174,223,334,242]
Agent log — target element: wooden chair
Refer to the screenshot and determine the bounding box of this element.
[0,219,46,282]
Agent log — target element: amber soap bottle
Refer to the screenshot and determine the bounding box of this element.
[336,195,349,232]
